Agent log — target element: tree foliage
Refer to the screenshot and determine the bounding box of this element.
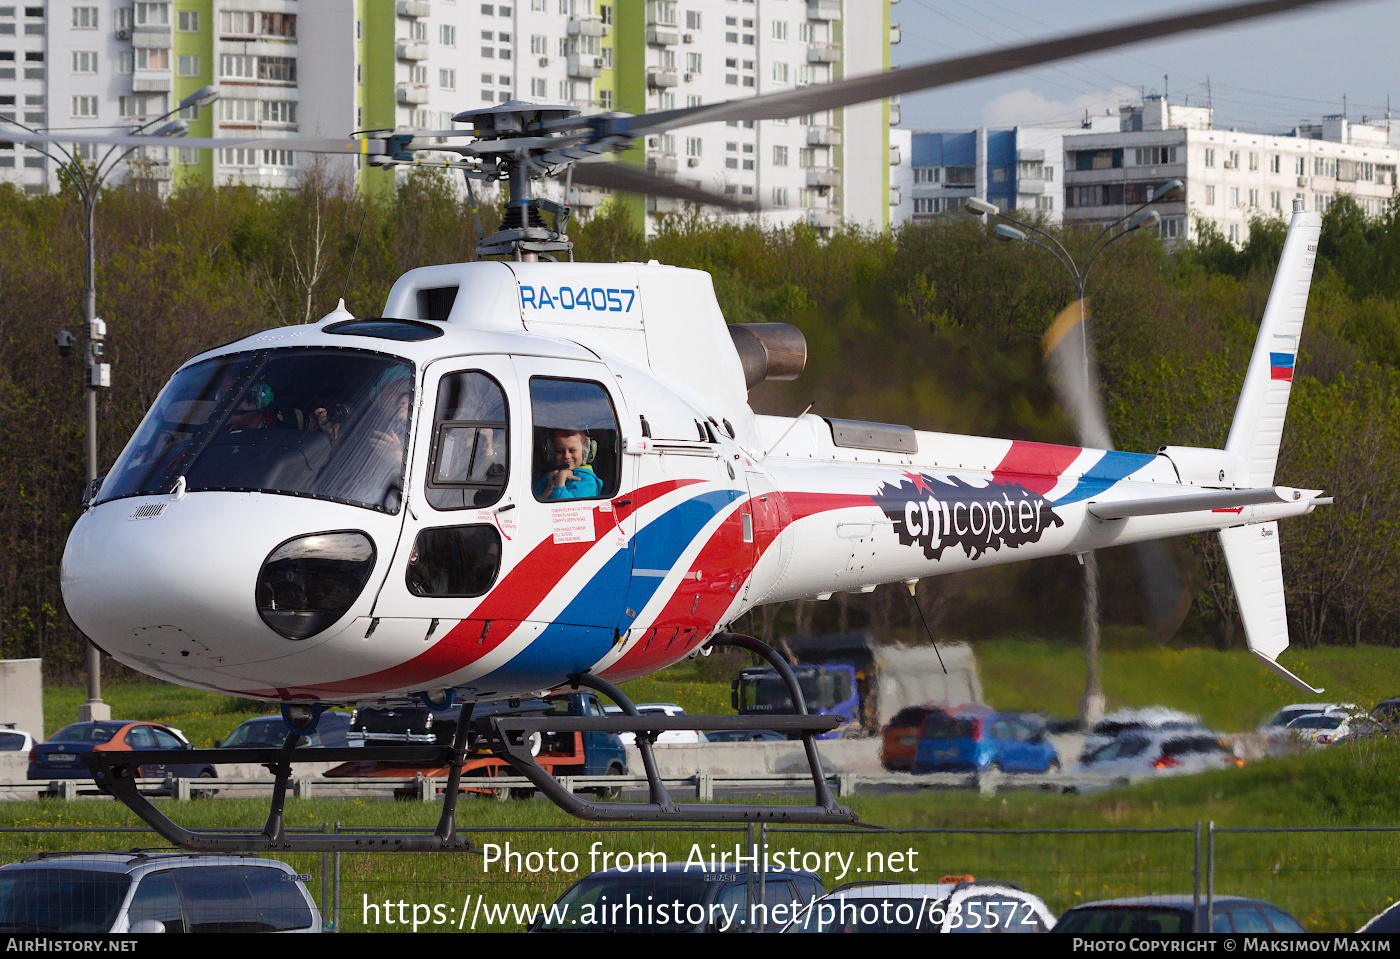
[4,173,1400,677]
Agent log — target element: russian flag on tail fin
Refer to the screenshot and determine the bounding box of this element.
[1220,200,1323,693]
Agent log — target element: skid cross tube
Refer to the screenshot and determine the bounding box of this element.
[81,734,479,853]
[485,635,857,823]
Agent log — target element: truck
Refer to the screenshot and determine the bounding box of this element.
[730,633,983,738]
[325,691,628,800]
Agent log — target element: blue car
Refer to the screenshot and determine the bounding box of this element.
[912,707,1059,774]
[27,721,217,783]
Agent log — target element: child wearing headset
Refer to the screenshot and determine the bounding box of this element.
[535,429,603,500]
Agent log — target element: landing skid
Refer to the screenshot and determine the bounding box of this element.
[80,633,855,851]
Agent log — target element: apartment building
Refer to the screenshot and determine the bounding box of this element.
[892,125,1077,227]
[1,0,899,231]
[1062,96,1400,244]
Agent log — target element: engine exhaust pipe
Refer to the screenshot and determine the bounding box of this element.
[728,323,807,389]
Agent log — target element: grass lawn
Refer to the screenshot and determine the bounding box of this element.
[40,640,1400,742]
[2,740,1398,932]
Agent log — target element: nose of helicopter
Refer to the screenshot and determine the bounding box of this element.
[62,492,400,683]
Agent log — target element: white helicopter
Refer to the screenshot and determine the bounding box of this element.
[16,0,1340,850]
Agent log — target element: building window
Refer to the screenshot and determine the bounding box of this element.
[1204,148,1214,168]
[117,51,133,74]
[685,136,701,157]
[531,77,547,97]
[177,9,197,31]
[176,54,199,77]
[531,34,546,54]
[135,47,169,70]
[262,100,296,123]
[219,98,257,122]
[72,6,98,28]
[772,61,787,83]
[71,95,97,118]
[772,186,788,207]
[686,52,701,73]
[440,68,456,89]
[686,10,701,29]
[1270,154,1280,174]
[1270,190,1281,210]
[1248,151,1258,171]
[220,54,255,79]
[134,2,169,26]
[440,24,456,46]
[72,51,97,74]
[1205,185,1216,205]
[773,144,788,166]
[772,20,786,40]
[259,56,297,82]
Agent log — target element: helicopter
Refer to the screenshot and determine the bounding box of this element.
[10,0,1341,851]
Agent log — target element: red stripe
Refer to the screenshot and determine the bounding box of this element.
[600,490,869,683]
[237,479,703,699]
[1270,368,1294,382]
[991,440,1082,496]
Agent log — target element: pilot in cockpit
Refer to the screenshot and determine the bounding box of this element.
[534,429,602,500]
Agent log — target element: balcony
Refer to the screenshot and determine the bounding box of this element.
[647,67,678,88]
[132,24,172,47]
[396,0,431,16]
[396,40,429,61]
[567,186,608,207]
[806,167,840,189]
[396,82,429,105]
[647,25,679,45]
[890,99,901,125]
[888,187,901,206]
[807,126,840,146]
[649,196,685,214]
[1017,178,1045,195]
[807,43,840,64]
[648,154,679,176]
[807,0,841,21]
[890,22,901,44]
[805,209,839,229]
[568,53,603,78]
[132,71,172,93]
[889,145,901,166]
[568,17,606,37]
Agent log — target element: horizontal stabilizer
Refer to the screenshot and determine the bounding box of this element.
[1087,486,1304,521]
[1220,521,1322,695]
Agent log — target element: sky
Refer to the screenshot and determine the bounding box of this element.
[890,0,1400,136]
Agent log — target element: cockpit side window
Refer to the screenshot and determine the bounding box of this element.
[530,378,620,502]
[426,371,509,510]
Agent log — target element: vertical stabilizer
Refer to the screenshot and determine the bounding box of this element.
[1220,522,1322,694]
[1224,201,1321,486]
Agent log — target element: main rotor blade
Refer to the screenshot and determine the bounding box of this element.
[570,161,755,212]
[0,130,388,154]
[627,0,1338,136]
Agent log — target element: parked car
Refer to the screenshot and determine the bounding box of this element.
[530,862,825,932]
[0,724,34,753]
[0,852,321,933]
[27,721,216,784]
[880,704,943,772]
[1075,731,1241,778]
[1080,707,1205,760]
[703,729,787,743]
[1358,902,1400,933]
[913,707,1059,774]
[782,878,1055,933]
[1370,698,1400,730]
[1052,895,1305,933]
[1258,702,1346,735]
[1284,712,1362,746]
[602,703,707,745]
[216,712,352,749]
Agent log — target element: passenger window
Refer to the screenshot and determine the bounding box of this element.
[426,371,509,510]
[126,871,184,933]
[406,525,502,597]
[530,378,620,502]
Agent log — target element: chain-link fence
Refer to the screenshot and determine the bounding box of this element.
[1,822,1394,932]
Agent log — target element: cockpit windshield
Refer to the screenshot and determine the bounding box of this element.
[98,348,415,513]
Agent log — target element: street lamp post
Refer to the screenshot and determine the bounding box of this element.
[1,85,218,721]
[966,182,1181,726]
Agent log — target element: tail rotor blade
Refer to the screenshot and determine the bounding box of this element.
[1043,298,1112,451]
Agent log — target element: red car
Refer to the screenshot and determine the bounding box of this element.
[28,721,216,784]
[880,704,945,771]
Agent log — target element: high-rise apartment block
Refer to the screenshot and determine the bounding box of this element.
[1,0,900,231]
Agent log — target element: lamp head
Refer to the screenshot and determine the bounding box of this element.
[992,223,1027,243]
[965,197,1000,217]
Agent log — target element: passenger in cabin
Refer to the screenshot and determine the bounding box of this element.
[534,429,602,500]
[224,382,276,432]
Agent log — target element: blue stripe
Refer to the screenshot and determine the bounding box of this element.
[477,488,745,693]
[1270,352,1295,369]
[1053,451,1158,506]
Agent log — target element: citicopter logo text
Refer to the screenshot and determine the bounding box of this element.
[872,472,1063,561]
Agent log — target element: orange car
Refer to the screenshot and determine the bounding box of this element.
[880,705,945,771]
